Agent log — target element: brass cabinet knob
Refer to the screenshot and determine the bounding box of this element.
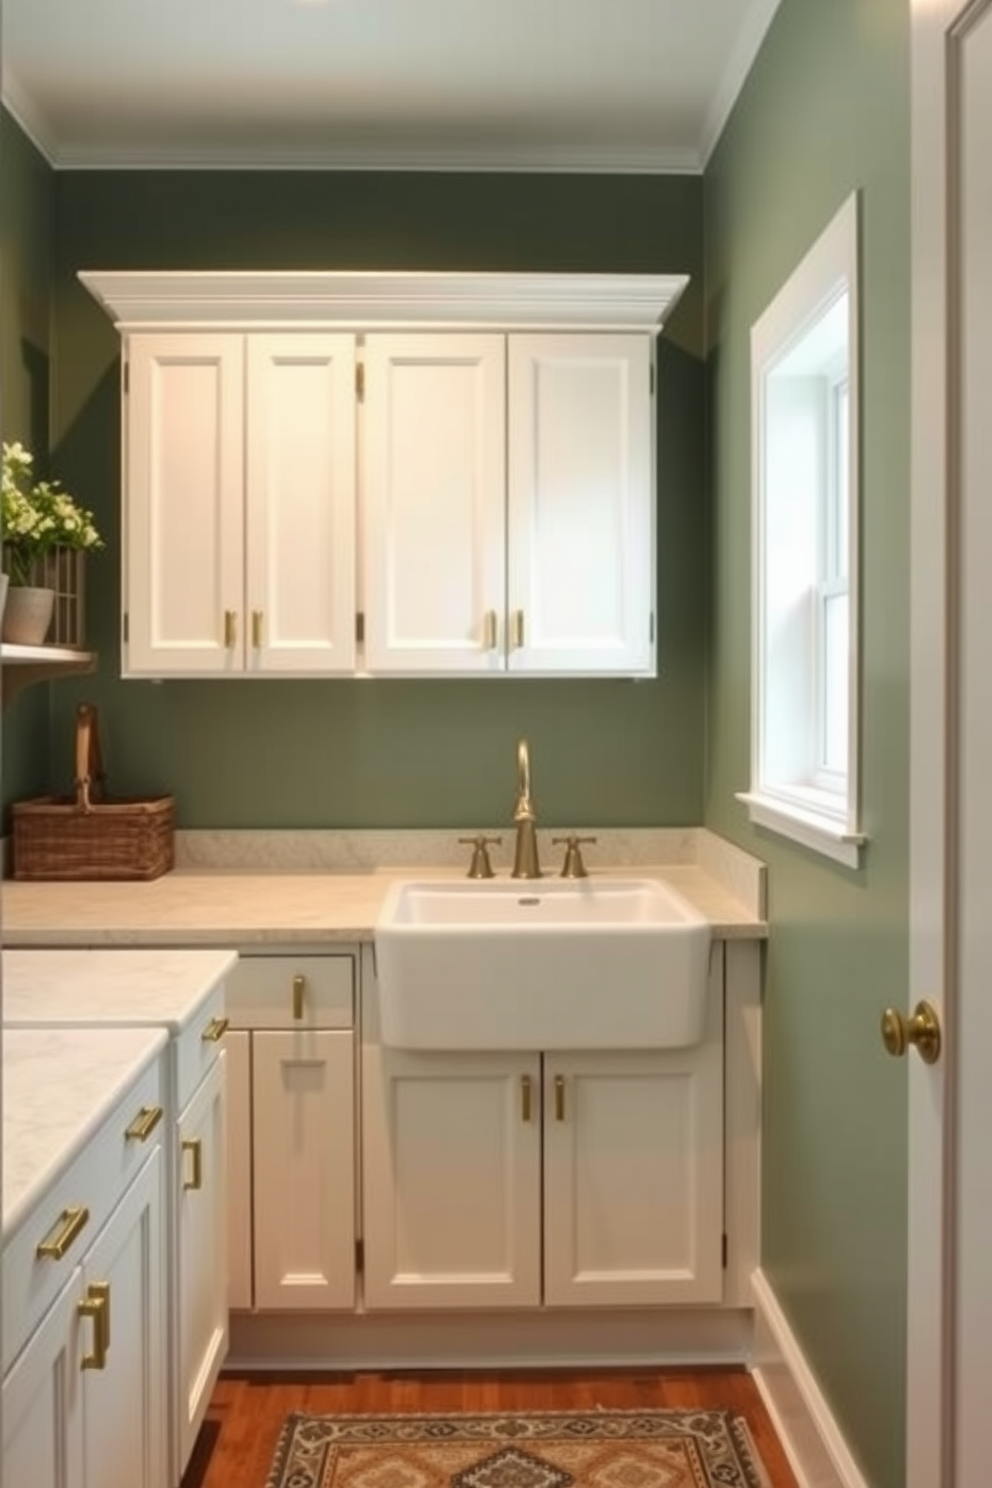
[881,1000,942,1065]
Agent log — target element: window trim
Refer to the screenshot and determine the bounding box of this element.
[737,191,865,869]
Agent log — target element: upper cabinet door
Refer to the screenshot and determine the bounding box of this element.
[245,334,357,674]
[125,334,245,676]
[507,334,654,676]
[362,334,506,674]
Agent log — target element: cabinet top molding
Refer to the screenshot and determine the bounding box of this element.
[78,270,689,333]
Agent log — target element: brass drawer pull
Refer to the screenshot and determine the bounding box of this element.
[554,1074,566,1122]
[293,974,306,1021]
[201,1016,229,1043]
[521,1074,532,1123]
[78,1283,110,1370]
[182,1138,203,1191]
[36,1205,90,1261]
[125,1105,163,1143]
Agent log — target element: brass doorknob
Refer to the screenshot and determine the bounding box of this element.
[881,1000,942,1065]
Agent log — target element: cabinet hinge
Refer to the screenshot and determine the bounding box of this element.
[356,611,365,643]
[721,1233,728,1269]
[356,362,365,403]
[355,1237,364,1272]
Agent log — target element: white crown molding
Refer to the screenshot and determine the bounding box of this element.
[699,0,784,166]
[0,68,60,164]
[78,270,690,333]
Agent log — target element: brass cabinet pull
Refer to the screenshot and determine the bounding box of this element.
[182,1138,203,1191]
[554,1074,566,1122]
[483,609,498,650]
[521,1074,532,1122]
[125,1105,163,1143]
[224,610,237,649]
[512,609,525,649]
[201,1016,229,1043]
[292,974,306,1021]
[36,1205,90,1261]
[251,609,264,649]
[78,1283,110,1371]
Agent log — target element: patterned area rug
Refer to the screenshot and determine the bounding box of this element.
[264,1409,772,1488]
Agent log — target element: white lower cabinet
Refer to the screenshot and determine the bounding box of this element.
[225,1030,253,1311]
[362,1039,723,1310]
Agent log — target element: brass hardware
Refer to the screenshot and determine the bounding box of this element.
[182,1138,203,1191]
[123,612,130,644]
[512,610,525,649]
[78,1285,109,1370]
[293,973,306,1020]
[881,1000,942,1065]
[483,609,498,650]
[36,1205,90,1261]
[251,610,264,649]
[201,1016,229,1043]
[356,612,365,643]
[521,1074,532,1122]
[511,738,541,880]
[554,1074,566,1122]
[224,610,237,649]
[458,834,502,879]
[125,1105,164,1143]
[551,834,598,879]
[356,362,366,402]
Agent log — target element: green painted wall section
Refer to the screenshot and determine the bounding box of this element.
[29,169,707,827]
[703,2,910,1485]
[0,110,55,802]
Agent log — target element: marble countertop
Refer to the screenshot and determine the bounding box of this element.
[3,1026,168,1242]
[1,947,238,1029]
[0,864,766,946]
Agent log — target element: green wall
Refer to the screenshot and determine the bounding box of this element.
[0,111,56,801]
[703,1,910,1484]
[26,168,709,827]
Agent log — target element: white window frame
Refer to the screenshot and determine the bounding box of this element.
[737,191,865,868]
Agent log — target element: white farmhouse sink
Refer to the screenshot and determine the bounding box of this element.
[374,878,712,1051]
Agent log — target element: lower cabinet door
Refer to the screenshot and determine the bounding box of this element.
[252,1029,355,1310]
[82,1149,167,1488]
[225,1031,253,1310]
[176,1051,228,1475]
[542,1043,724,1307]
[2,1272,84,1488]
[362,1048,541,1309]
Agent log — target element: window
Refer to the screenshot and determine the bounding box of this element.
[737,192,864,867]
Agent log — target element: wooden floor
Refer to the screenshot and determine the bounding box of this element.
[181,1368,799,1488]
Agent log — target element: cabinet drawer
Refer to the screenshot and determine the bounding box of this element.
[174,982,229,1111]
[226,954,354,1030]
[2,1056,164,1374]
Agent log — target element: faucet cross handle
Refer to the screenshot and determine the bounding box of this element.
[552,834,598,879]
[458,835,502,879]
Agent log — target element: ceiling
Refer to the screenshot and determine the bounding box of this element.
[1,0,781,173]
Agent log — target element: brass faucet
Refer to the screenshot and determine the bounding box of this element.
[511,738,541,879]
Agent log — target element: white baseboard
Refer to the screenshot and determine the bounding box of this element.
[750,1270,870,1488]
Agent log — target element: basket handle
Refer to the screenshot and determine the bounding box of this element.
[75,703,106,813]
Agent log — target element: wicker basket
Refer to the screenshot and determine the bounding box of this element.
[12,702,175,881]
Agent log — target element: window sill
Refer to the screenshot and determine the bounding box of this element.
[735,790,866,869]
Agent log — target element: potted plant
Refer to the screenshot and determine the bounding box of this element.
[1,440,104,646]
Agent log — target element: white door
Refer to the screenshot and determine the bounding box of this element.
[362,334,506,673]
[225,1030,253,1311]
[1,1272,84,1488]
[908,4,992,1484]
[361,1048,541,1308]
[125,333,245,675]
[252,1029,355,1310]
[176,1052,228,1476]
[542,1047,723,1308]
[507,334,654,675]
[245,333,357,674]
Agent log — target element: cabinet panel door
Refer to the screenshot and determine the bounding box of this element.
[126,333,245,675]
[363,334,506,673]
[507,334,654,675]
[2,1272,84,1488]
[176,1051,228,1476]
[543,1041,723,1307]
[362,1048,541,1309]
[252,1030,355,1310]
[83,1149,166,1488]
[246,334,357,673]
[225,1031,253,1311]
